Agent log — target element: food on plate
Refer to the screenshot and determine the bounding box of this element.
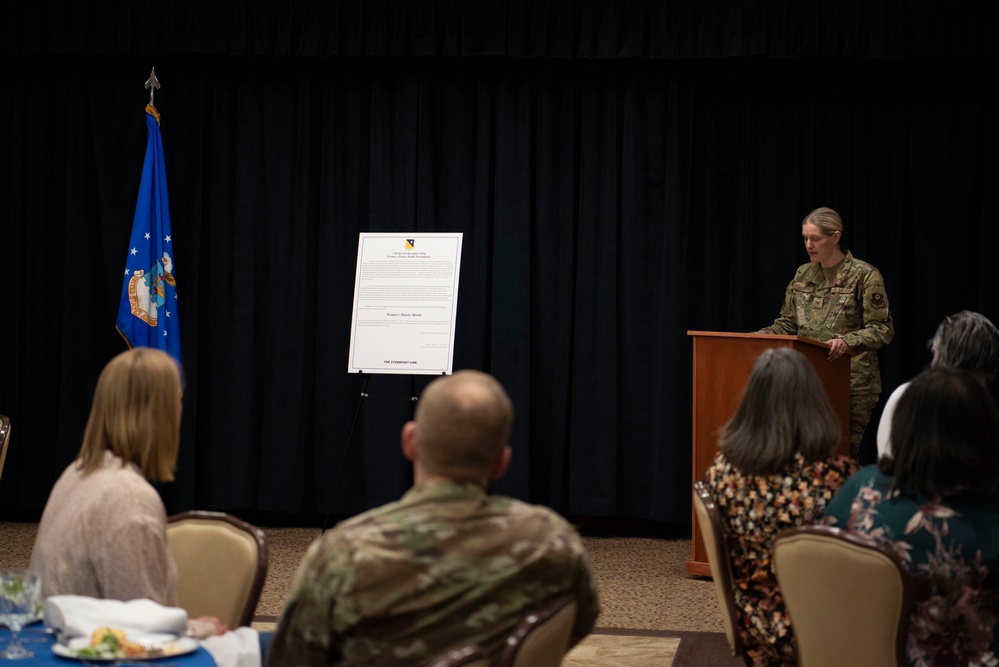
[71,627,161,659]
[92,627,146,656]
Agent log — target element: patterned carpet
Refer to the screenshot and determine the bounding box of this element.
[0,521,740,666]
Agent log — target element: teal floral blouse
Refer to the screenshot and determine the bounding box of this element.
[825,465,999,667]
[704,451,857,667]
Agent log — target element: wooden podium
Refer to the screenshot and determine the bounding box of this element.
[686,331,851,577]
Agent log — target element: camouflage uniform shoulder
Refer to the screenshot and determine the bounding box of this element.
[840,252,885,278]
[483,494,576,531]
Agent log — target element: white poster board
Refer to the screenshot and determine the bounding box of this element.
[347,232,463,375]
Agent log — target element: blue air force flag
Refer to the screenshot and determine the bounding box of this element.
[116,104,181,366]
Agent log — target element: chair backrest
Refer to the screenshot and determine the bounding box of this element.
[0,414,11,482]
[166,510,268,629]
[773,524,912,667]
[691,481,748,663]
[425,645,490,667]
[497,594,578,667]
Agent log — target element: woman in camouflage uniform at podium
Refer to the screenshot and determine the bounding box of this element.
[759,207,894,457]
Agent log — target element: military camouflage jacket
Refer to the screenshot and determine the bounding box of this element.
[759,251,894,394]
[267,480,600,667]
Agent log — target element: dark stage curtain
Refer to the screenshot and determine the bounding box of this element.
[1,0,996,525]
[4,0,995,59]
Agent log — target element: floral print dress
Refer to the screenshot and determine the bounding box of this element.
[704,451,857,666]
[825,465,999,667]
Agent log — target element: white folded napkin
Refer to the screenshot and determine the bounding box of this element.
[44,595,188,639]
[200,627,261,667]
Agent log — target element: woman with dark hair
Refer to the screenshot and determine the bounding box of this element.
[826,367,999,665]
[703,347,857,666]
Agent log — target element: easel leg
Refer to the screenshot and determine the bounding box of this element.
[320,373,372,532]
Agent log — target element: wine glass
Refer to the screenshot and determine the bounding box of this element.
[0,568,42,659]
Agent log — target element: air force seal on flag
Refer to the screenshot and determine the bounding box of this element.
[127,251,177,326]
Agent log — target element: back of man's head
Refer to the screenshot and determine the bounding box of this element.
[413,370,514,482]
[930,311,999,383]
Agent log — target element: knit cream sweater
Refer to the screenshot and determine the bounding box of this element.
[30,450,177,604]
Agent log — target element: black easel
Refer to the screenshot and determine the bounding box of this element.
[320,372,419,533]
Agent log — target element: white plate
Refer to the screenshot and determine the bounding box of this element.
[52,635,198,661]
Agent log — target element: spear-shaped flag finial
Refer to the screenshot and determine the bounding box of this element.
[145,67,161,107]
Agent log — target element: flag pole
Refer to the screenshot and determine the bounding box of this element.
[117,66,180,367]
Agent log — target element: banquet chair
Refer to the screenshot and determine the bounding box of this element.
[773,524,912,667]
[425,645,489,667]
[166,511,268,629]
[496,593,577,667]
[692,481,751,665]
[0,414,11,482]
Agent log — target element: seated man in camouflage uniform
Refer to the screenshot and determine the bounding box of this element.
[268,370,600,666]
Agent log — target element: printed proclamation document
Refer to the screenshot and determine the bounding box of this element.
[347,233,463,375]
